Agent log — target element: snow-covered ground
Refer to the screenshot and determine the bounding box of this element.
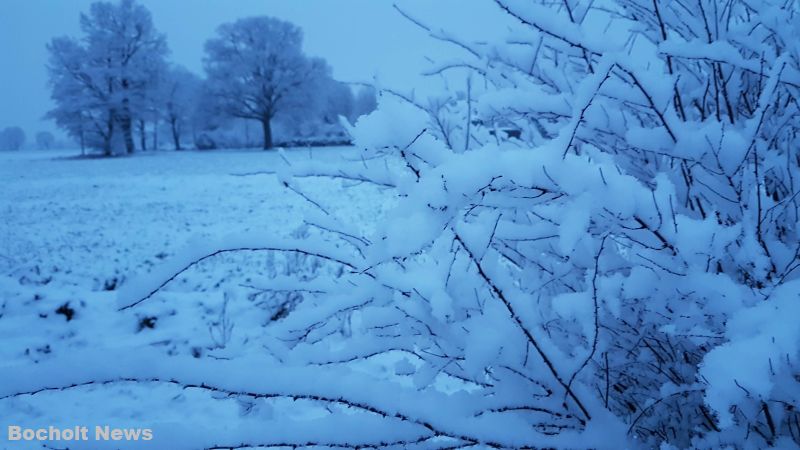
[0,148,395,448]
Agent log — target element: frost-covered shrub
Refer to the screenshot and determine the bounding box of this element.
[361,1,800,446]
[266,1,798,447]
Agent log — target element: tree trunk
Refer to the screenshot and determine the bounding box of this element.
[121,81,135,154]
[102,128,113,157]
[103,112,115,156]
[138,119,147,151]
[79,127,86,156]
[103,136,112,156]
[120,112,135,154]
[171,117,181,150]
[152,118,158,150]
[262,117,273,150]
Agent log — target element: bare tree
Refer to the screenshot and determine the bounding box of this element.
[203,16,326,149]
[160,66,201,150]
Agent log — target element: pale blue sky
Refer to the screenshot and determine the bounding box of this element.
[0,0,501,140]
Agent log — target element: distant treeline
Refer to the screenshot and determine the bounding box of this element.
[41,0,376,155]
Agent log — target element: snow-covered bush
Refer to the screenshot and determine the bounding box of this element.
[0,126,27,151]
[347,1,800,446]
[5,1,799,449]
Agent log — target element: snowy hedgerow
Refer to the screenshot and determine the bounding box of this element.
[5,1,800,449]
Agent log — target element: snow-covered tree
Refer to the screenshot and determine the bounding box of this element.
[46,36,114,154]
[35,131,55,150]
[160,65,201,150]
[203,16,328,149]
[0,126,26,151]
[133,57,167,151]
[46,0,168,155]
[352,85,378,120]
[320,80,355,124]
[275,68,357,143]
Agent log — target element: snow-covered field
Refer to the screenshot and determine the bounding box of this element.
[0,148,394,448]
